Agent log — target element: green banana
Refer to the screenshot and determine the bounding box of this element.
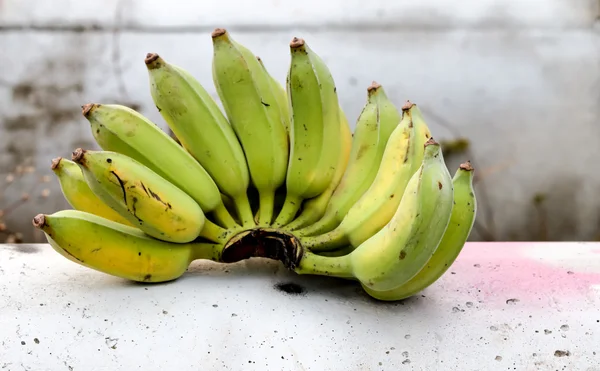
[295,82,401,235]
[406,102,432,175]
[284,106,352,231]
[50,157,133,226]
[363,161,476,300]
[300,103,415,251]
[257,55,290,133]
[294,139,454,294]
[273,37,342,226]
[33,209,223,283]
[211,28,289,226]
[82,103,238,229]
[145,53,255,227]
[71,148,211,243]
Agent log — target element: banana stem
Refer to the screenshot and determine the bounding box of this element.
[284,208,317,231]
[189,242,224,262]
[212,202,240,229]
[273,194,302,226]
[257,189,276,226]
[299,227,347,251]
[295,251,354,279]
[294,213,337,237]
[233,193,256,228]
[199,219,230,244]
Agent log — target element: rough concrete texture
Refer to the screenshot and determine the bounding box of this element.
[1,242,600,369]
[0,0,599,242]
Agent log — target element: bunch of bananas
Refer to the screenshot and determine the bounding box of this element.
[34,29,477,301]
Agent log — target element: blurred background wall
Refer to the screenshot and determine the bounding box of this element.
[0,0,599,243]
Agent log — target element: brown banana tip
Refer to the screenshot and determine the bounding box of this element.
[424,137,438,147]
[81,103,96,117]
[460,161,474,171]
[211,28,227,38]
[256,55,262,61]
[290,37,305,48]
[402,100,414,111]
[71,148,86,163]
[367,81,381,93]
[50,157,62,170]
[144,53,159,65]
[32,214,46,229]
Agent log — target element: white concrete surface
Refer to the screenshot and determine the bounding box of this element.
[1,242,600,370]
[0,1,599,243]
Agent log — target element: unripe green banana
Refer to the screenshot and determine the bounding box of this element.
[71,148,209,243]
[257,55,290,133]
[295,82,400,235]
[145,53,255,227]
[273,37,342,226]
[363,161,476,300]
[284,106,352,231]
[294,139,454,295]
[300,103,416,251]
[82,103,238,229]
[211,28,289,226]
[33,210,223,283]
[50,157,133,227]
[406,102,432,175]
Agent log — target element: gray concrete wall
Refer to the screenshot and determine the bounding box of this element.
[1,0,599,242]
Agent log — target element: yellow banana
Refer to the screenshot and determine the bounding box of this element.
[294,82,400,235]
[82,103,238,229]
[273,37,342,226]
[51,157,133,226]
[145,53,255,227]
[284,106,352,231]
[300,102,416,251]
[211,28,289,226]
[294,139,454,295]
[363,161,476,300]
[71,148,209,243]
[33,210,223,283]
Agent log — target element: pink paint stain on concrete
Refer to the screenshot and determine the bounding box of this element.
[444,242,600,306]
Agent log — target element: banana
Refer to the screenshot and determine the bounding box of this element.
[294,139,454,294]
[71,148,210,243]
[145,53,255,227]
[211,28,289,226]
[294,82,401,235]
[33,210,223,283]
[406,102,432,175]
[82,103,238,229]
[300,102,416,251]
[273,37,342,226]
[50,157,133,226]
[363,161,476,300]
[257,55,290,133]
[284,106,352,231]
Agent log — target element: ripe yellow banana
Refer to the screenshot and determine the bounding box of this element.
[284,106,352,231]
[211,29,289,226]
[145,53,255,227]
[273,37,342,226]
[363,161,476,300]
[71,148,209,243]
[51,157,133,226]
[300,102,416,251]
[295,82,401,235]
[294,139,454,294]
[82,103,238,229]
[33,210,223,283]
